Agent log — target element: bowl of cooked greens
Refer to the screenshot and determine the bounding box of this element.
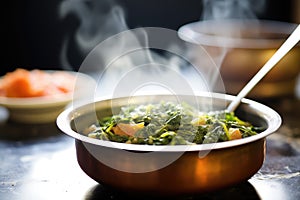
[56,93,281,195]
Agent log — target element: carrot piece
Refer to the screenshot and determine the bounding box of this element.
[228,128,242,140]
[3,69,34,97]
[112,123,144,136]
[51,72,75,94]
[0,79,5,96]
[191,116,207,126]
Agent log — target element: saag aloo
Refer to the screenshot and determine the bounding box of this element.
[83,101,263,145]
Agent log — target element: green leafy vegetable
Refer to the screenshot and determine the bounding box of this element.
[83,101,263,145]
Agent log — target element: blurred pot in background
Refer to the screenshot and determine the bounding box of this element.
[179,19,300,98]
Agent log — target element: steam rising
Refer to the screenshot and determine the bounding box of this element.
[201,0,265,20]
[57,0,266,172]
[59,0,225,101]
[59,0,127,68]
[193,0,266,89]
[59,0,266,99]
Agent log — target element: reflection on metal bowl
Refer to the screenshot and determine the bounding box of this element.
[56,94,281,195]
[178,20,300,98]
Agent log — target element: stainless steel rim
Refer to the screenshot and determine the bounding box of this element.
[56,92,281,152]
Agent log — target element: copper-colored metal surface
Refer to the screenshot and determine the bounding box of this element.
[76,139,265,195]
[56,93,281,195]
[216,46,300,98]
[178,20,300,98]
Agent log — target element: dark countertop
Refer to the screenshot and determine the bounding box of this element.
[0,93,300,200]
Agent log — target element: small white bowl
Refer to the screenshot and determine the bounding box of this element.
[0,71,92,124]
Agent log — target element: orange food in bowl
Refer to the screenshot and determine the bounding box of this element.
[0,68,76,98]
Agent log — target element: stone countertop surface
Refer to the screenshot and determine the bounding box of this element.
[0,95,299,200]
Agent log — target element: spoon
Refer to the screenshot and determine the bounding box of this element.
[226,24,300,112]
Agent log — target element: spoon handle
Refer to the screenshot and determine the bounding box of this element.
[226,24,300,112]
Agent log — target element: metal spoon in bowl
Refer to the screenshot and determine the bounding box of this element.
[226,24,300,112]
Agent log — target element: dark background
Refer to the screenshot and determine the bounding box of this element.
[1,0,297,75]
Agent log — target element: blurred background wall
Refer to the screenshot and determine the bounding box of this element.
[1,0,299,75]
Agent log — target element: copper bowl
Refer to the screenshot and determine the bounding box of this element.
[178,20,300,98]
[56,93,281,195]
